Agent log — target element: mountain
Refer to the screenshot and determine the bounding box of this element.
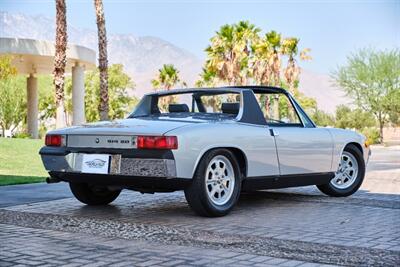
[0,11,202,96]
[299,70,349,113]
[0,11,347,113]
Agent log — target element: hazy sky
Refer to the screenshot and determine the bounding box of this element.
[1,0,399,74]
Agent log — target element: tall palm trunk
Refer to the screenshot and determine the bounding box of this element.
[270,50,281,119]
[54,0,67,128]
[94,0,109,120]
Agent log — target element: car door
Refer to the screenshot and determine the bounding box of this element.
[271,127,333,175]
[257,92,333,175]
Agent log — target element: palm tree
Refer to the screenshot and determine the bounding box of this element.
[234,21,261,85]
[53,0,67,128]
[195,68,217,88]
[265,30,282,87]
[281,37,299,95]
[205,21,260,86]
[282,38,312,94]
[151,64,181,90]
[250,31,282,117]
[195,68,220,111]
[94,0,109,121]
[251,34,273,86]
[205,24,235,85]
[151,64,182,111]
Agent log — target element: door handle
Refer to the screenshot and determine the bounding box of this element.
[269,129,279,136]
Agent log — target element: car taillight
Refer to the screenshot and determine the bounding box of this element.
[137,136,178,150]
[45,134,63,147]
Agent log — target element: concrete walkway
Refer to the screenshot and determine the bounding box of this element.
[0,182,72,208]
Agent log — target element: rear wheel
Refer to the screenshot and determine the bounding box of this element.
[184,149,241,217]
[69,183,121,205]
[317,144,365,197]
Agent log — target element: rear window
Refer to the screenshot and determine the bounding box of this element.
[156,92,240,115]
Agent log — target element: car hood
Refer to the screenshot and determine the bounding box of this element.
[49,117,201,136]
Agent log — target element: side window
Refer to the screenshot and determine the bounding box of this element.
[256,93,302,126]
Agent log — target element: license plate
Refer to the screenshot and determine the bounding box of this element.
[81,154,110,174]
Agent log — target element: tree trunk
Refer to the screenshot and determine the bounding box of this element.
[54,0,67,129]
[273,95,280,120]
[94,0,109,121]
[378,113,384,144]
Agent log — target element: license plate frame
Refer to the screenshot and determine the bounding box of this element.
[81,154,110,174]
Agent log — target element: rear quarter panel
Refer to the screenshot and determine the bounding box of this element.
[168,122,280,179]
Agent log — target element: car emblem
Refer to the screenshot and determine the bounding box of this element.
[95,138,100,144]
[85,159,106,168]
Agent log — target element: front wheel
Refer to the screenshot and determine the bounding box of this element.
[317,144,365,197]
[69,183,121,205]
[184,149,241,217]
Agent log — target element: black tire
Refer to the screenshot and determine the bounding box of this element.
[317,144,365,197]
[69,183,121,205]
[184,149,242,217]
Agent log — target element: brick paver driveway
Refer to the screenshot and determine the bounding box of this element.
[1,146,399,266]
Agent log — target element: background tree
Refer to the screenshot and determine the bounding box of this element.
[205,21,260,86]
[151,64,181,90]
[0,56,25,136]
[383,88,400,126]
[0,56,17,79]
[265,30,282,87]
[310,108,335,127]
[282,37,299,94]
[251,33,273,86]
[332,48,400,142]
[282,39,312,95]
[40,64,136,124]
[334,105,379,144]
[151,64,182,111]
[195,68,221,111]
[53,0,67,128]
[195,68,217,88]
[94,0,109,121]
[82,64,135,122]
[334,105,377,130]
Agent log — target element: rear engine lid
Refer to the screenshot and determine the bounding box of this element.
[50,117,196,136]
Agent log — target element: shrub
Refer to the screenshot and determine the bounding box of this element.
[361,127,380,145]
[13,132,31,139]
[310,109,335,127]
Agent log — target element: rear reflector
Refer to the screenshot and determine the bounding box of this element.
[137,136,178,150]
[45,134,63,147]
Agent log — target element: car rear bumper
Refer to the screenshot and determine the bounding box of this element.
[40,146,183,181]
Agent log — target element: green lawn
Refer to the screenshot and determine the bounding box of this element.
[0,137,47,186]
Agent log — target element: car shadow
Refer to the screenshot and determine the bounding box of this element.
[57,186,400,220]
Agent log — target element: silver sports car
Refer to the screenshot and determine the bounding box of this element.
[40,86,370,217]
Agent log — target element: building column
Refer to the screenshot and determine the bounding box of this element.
[27,74,39,139]
[72,63,85,125]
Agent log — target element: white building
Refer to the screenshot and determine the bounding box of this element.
[0,37,96,138]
